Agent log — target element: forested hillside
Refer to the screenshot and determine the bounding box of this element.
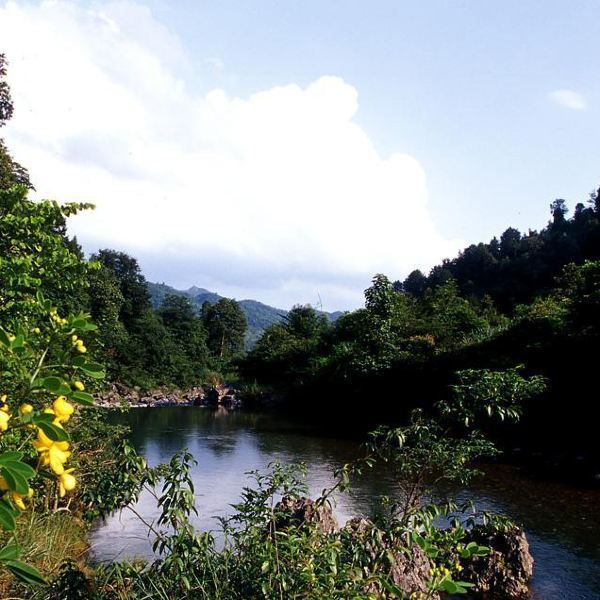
[242,196,600,481]
[148,281,342,347]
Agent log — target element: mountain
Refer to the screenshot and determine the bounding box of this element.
[147,282,343,347]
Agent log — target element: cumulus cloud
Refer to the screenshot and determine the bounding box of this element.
[0,0,460,310]
[549,89,587,111]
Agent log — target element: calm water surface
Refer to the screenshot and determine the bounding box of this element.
[91,407,600,599]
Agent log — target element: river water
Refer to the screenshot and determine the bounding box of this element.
[90,407,600,599]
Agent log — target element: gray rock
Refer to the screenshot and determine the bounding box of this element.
[343,517,437,598]
[275,496,339,534]
[462,526,534,599]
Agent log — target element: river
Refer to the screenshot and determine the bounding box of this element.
[90,407,600,599]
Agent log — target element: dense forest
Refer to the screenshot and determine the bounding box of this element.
[241,196,600,480]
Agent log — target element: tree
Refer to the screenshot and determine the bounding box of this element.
[0,186,91,327]
[284,305,329,339]
[550,198,568,227]
[92,250,151,328]
[402,269,428,297]
[0,54,31,190]
[201,298,247,360]
[158,294,209,369]
[423,280,488,349]
[87,263,128,368]
[499,227,522,258]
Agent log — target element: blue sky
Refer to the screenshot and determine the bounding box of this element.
[150,0,599,238]
[1,1,598,309]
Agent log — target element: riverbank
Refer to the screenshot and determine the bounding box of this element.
[95,382,243,409]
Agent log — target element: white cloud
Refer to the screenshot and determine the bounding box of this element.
[0,0,461,310]
[549,89,587,111]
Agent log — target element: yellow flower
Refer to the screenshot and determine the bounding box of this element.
[34,430,71,475]
[1,394,6,403]
[32,327,40,334]
[53,396,74,423]
[19,403,33,416]
[11,489,33,511]
[0,396,9,413]
[74,338,87,353]
[59,469,76,497]
[73,381,85,391]
[0,411,10,432]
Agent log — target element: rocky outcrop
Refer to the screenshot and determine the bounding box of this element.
[343,517,436,599]
[274,498,435,598]
[95,383,242,409]
[275,496,339,534]
[462,526,534,599]
[273,497,533,599]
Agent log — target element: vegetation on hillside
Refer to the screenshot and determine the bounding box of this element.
[242,198,600,479]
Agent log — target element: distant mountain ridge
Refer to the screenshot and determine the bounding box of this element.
[147,282,344,347]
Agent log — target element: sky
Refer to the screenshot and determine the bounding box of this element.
[1,0,599,310]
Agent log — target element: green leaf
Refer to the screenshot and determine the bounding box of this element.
[80,363,105,379]
[0,330,10,347]
[11,335,24,349]
[2,461,35,479]
[1,466,30,495]
[440,579,463,594]
[69,391,94,406]
[0,501,17,531]
[5,559,46,585]
[0,452,24,465]
[32,414,55,426]
[40,377,70,395]
[36,421,69,443]
[0,542,19,561]
[71,355,86,367]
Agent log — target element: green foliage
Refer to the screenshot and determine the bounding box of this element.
[0,55,31,190]
[422,280,489,349]
[244,305,329,385]
[0,186,92,327]
[201,297,247,362]
[396,195,600,312]
[367,412,498,524]
[440,367,547,426]
[158,294,209,371]
[92,250,151,328]
[0,293,107,588]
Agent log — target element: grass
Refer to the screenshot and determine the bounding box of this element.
[0,510,88,598]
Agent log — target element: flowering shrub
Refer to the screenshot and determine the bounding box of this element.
[0,291,104,584]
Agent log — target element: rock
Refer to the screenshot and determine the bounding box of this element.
[343,517,436,598]
[462,526,533,599]
[204,386,220,406]
[275,496,339,534]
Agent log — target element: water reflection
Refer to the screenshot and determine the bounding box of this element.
[91,408,600,599]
